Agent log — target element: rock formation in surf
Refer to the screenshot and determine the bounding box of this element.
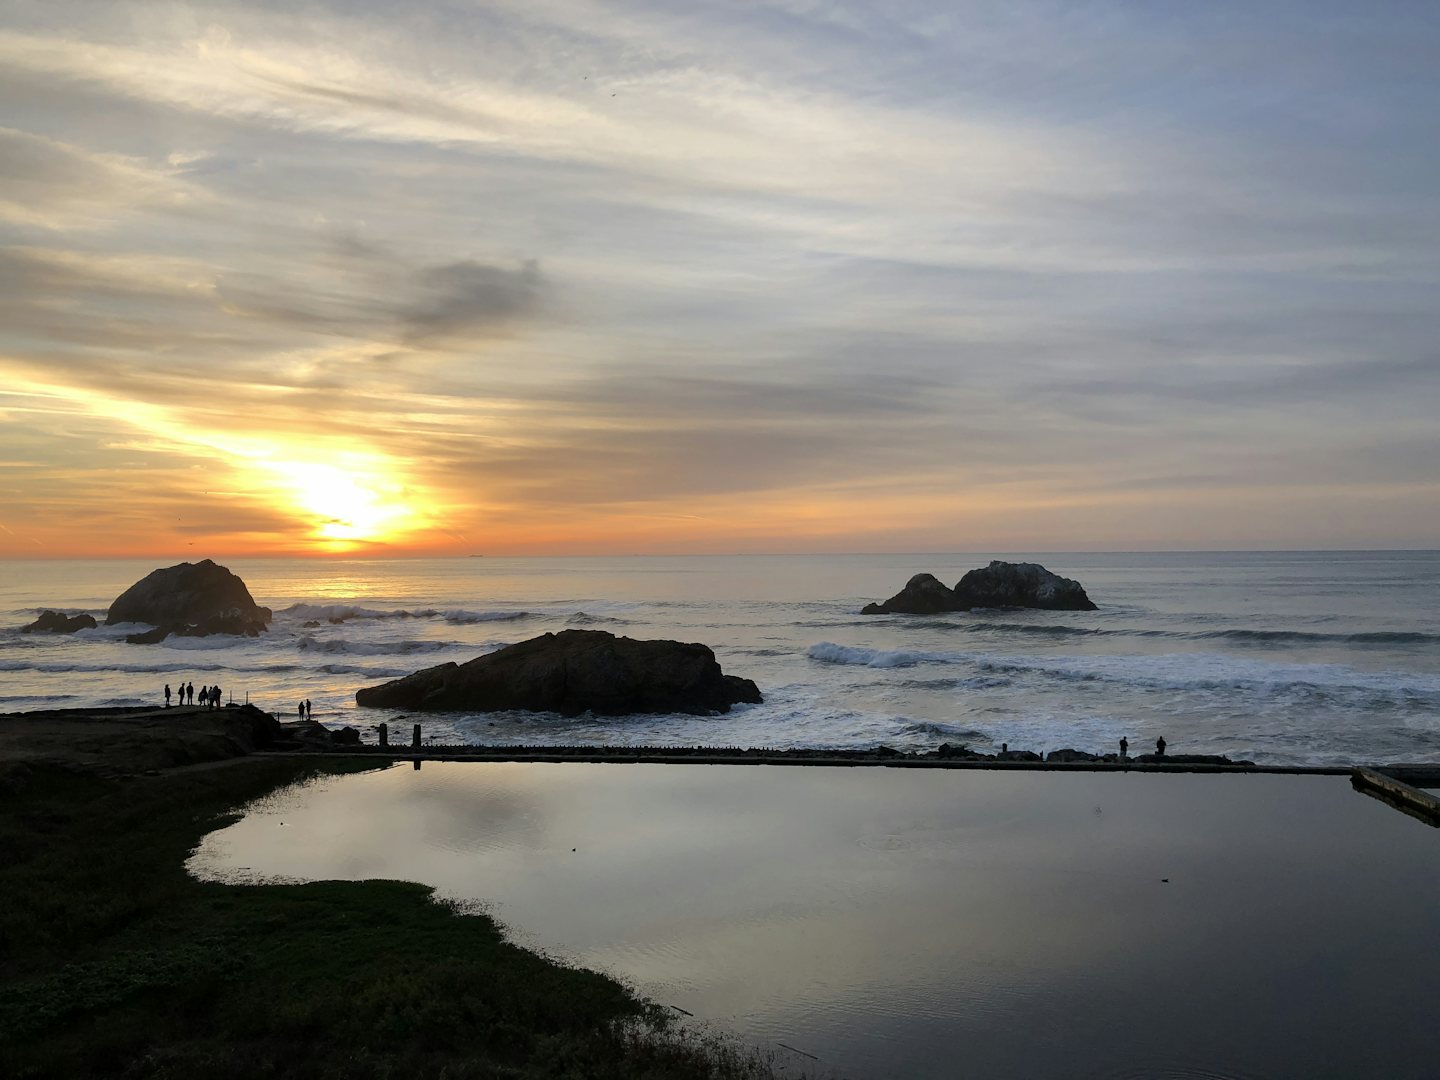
[107,559,272,642]
[859,573,959,615]
[21,610,98,634]
[355,628,763,716]
[862,560,1097,614]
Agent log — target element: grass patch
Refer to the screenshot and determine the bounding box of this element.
[0,759,791,1078]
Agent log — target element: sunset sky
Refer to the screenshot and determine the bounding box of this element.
[2,1,1437,557]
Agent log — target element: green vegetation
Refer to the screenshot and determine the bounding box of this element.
[0,759,784,1079]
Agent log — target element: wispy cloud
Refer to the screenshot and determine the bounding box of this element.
[1,1,1438,554]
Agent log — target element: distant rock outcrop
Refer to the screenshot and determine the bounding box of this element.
[862,560,1097,614]
[952,561,1096,611]
[356,628,763,717]
[108,559,271,643]
[860,574,960,616]
[21,610,97,634]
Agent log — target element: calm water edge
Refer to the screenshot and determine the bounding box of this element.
[4,551,1439,764]
[192,762,1440,1080]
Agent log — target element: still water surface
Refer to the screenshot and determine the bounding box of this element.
[191,764,1440,1079]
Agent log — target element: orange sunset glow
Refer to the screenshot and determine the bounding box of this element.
[1,3,1437,558]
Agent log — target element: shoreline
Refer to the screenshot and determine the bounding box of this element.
[0,717,791,1078]
[259,745,1358,775]
[9,702,1439,779]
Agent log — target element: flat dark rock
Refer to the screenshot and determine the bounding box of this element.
[356,628,763,717]
[21,610,97,633]
[107,559,271,640]
[863,560,1097,614]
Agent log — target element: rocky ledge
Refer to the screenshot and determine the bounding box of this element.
[356,628,763,716]
[863,560,1097,614]
[21,610,98,634]
[105,559,272,643]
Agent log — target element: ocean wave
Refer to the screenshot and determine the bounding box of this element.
[805,641,1440,698]
[914,620,1440,646]
[0,658,364,677]
[1187,628,1440,645]
[565,611,629,626]
[297,637,457,657]
[316,663,421,678]
[806,642,946,668]
[158,635,262,651]
[896,721,988,740]
[969,651,1440,697]
[280,603,530,624]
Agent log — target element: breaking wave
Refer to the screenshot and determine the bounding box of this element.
[896,721,988,740]
[921,621,1440,646]
[806,641,1440,698]
[565,611,629,626]
[296,637,458,657]
[806,643,946,668]
[281,603,530,624]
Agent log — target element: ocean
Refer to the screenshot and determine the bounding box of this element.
[2,551,1437,766]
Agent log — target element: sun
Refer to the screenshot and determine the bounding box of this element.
[278,459,417,550]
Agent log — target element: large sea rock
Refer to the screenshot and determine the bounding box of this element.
[863,560,1097,614]
[107,559,272,641]
[859,573,958,616]
[356,628,763,716]
[21,610,98,634]
[952,561,1097,611]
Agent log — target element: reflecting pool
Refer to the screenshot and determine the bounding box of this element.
[190,764,1440,1079]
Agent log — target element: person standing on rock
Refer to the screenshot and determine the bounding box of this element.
[164,683,172,708]
[186,682,194,705]
[214,685,223,709]
[298,701,305,720]
[305,698,312,719]
[1119,737,1128,759]
[1156,736,1167,757]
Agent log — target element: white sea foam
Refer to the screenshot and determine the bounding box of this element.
[807,642,945,668]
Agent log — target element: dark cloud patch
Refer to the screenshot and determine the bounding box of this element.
[213,247,544,347]
[399,259,542,345]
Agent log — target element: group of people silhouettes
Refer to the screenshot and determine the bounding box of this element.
[162,683,315,716]
[163,681,224,709]
[1117,736,1166,759]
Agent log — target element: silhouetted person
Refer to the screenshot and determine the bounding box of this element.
[305,698,312,719]
[1001,742,1008,753]
[214,685,223,709]
[1156,736,1167,757]
[164,683,172,707]
[298,701,305,720]
[1119,737,1128,759]
[186,682,194,705]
